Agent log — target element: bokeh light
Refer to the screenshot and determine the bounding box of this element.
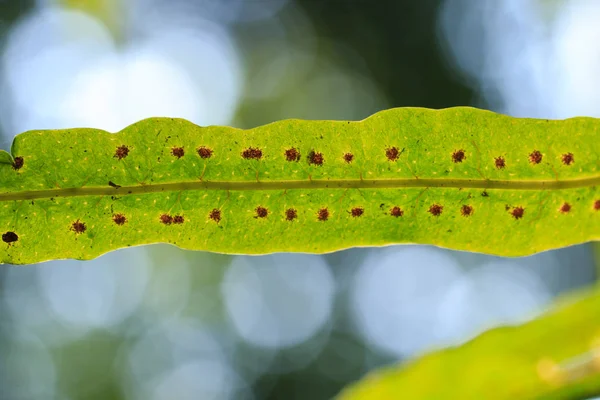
[0,0,598,398]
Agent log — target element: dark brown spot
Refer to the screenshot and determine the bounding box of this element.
[559,203,571,213]
[481,191,489,197]
[511,206,525,219]
[343,153,354,163]
[171,147,184,158]
[460,205,473,217]
[242,147,262,160]
[529,150,542,164]
[285,208,297,221]
[209,209,221,223]
[2,231,18,243]
[561,152,574,166]
[429,204,443,216]
[390,206,404,217]
[112,213,127,225]
[197,146,213,159]
[285,148,300,162]
[71,220,86,234]
[114,145,129,160]
[160,214,173,225]
[308,150,324,166]
[595,200,600,211]
[386,147,400,161]
[494,156,506,169]
[317,208,329,221]
[255,206,268,218]
[12,156,23,170]
[351,207,364,217]
[173,215,184,224]
[452,149,466,163]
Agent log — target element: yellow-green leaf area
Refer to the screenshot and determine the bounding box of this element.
[336,287,600,400]
[1,107,600,264]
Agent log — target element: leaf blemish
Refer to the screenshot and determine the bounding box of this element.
[460,205,473,217]
[308,150,324,166]
[511,206,525,219]
[12,156,23,170]
[173,215,184,224]
[494,156,506,169]
[343,153,354,163]
[114,145,129,160]
[197,146,213,159]
[386,147,400,161]
[242,147,262,160]
[318,207,329,221]
[285,148,301,162]
[2,231,18,243]
[594,200,600,211]
[351,207,364,217]
[209,209,221,223]
[71,220,86,234]
[481,191,489,197]
[112,213,127,225]
[160,214,173,225]
[529,150,543,164]
[255,206,268,218]
[428,204,443,216]
[560,203,571,213]
[285,208,297,221]
[561,152,574,165]
[452,149,466,163]
[390,206,404,217]
[171,147,185,158]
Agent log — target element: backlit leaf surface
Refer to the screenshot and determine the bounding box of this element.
[1,107,599,264]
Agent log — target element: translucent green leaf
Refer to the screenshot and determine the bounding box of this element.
[1,107,599,264]
[336,286,600,400]
[0,150,13,165]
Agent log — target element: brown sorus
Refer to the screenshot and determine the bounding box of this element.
[494,156,506,169]
[171,147,185,158]
[351,207,364,217]
[197,146,213,159]
[529,150,542,164]
[318,208,329,221]
[386,147,400,161]
[209,209,221,223]
[285,208,297,221]
[114,145,129,160]
[561,152,574,165]
[71,220,86,233]
[2,231,18,243]
[511,206,525,219]
[160,214,173,224]
[255,206,268,218]
[460,205,473,217]
[429,204,443,216]
[285,148,301,162]
[308,150,324,166]
[12,156,23,170]
[112,213,127,225]
[390,206,404,217]
[452,149,466,163]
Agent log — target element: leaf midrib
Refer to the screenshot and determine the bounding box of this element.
[2,175,599,202]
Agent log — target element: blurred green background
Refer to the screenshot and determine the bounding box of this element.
[0,0,598,399]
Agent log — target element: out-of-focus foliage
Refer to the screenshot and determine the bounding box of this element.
[338,285,600,400]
